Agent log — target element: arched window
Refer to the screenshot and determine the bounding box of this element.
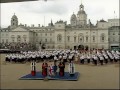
[17,35,21,42]
[57,34,62,42]
[86,36,88,42]
[67,36,70,42]
[78,33,84,43]
[100,33,105,42]
[74,36,76,42]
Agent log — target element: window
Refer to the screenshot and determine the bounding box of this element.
[113,33,115,35]
[78,34,84,43]
[67,36,70,42]
[93,36,95,42]
[50,33,52,36]
[74,36,76,42]
[86,36,88,42]
[57,34,62,42]
[100,33,105,42]
[17,35,21,42]
[45,33,47,36]
[80,38,82,41]
[45,39,47,42]
[2,39,4,43]
[102,36,104,41]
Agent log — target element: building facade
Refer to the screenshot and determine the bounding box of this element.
[0,3,120,50]
[108,26,120,50]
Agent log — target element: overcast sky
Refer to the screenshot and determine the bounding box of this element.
[1,0,119,28]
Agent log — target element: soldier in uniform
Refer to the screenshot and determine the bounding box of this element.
[87,54,91,63]
[58,60,65,76]
[99,55,104,65]
[42,60,48,77]
[93,55,98,65]
[80,54,85,64]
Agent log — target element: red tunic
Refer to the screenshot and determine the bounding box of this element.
[58,62,65,76]
[42,63,48,76]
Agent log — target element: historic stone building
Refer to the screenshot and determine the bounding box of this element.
[0,3,119,50]
[108,26,120,50]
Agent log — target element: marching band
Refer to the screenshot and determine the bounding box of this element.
[5,49,120,65]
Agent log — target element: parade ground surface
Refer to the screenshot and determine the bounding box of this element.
[0,54,120,89]
[20,72,80,81]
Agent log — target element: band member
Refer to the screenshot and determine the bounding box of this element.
[114,54,119,62]
[87,54,91,63]
[103,54,108,64]
[58,61,65,76]
[59,54,62,61]
[5,55,10,62]
[68,61,75,77]
[54,55,58,62]
[99,56,104,65]
[93,55,98,65]
[31,60,36,76]
[63,54,67,63]
[68,54,73,63]
[80,55,85,64]
[42,60,48,77]
[108,53,114,63]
